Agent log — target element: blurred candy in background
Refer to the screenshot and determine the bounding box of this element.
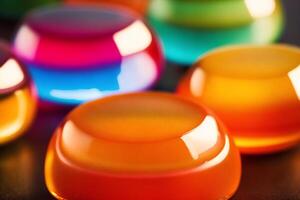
[149,0,284,65]
[65,0,149,15]
[178,45,300,154]
[13,6,164,106]
[0,0,58,19]
[45,92,241,200]
[0,43,36,145]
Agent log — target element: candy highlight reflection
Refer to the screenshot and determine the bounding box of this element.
[288,65,300,100]
[0,43,36,144]
[245,0,276,18]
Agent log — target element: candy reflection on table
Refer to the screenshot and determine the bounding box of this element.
[0,141,35,197]
[0,43,36,145]
[177,45,300,154]
[149,0,283,65]
[65,0,149,15]
[13,6,163,106]
[45,92,241,200]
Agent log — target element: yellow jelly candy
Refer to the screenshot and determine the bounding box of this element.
[0,43,36,144]
[178,45,300,154]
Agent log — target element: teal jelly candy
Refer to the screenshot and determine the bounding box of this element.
[148,0,284,65]
[149,0,282,28]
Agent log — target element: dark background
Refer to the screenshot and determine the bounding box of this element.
[0,1,300,199]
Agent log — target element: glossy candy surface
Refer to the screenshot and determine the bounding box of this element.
[65,0,149,15]
[150,0,280,28]
[178,45,300,154]
[0,43,36,144]
[45,92,241,200]
[149,0,283,65]
[13,6,163,105]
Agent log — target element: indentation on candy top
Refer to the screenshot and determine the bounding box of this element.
[198,45,300,78]
[26,6,135,39]
[58,93,226,173]
[0,44,28,95]
[69,93,206,142]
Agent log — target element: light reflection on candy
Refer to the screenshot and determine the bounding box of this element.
[45,92,241,200]
[245,0,276,18]
[13,6,163,106]
[0,59,25,90]
[288,65,300,100]
[0,43,36,144]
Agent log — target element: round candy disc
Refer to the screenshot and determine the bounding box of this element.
[177,45,300,154]
[45,92,241,200]
[0,43,36,144]
[150,0,281,28]
[13,6,163,105]
[148,0,283,65]
[65,0,149,15]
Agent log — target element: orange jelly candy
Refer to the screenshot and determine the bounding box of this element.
[45,92,241,200]
[178,45,300,154]
[0,43,36,144]
[65,0,149,15]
